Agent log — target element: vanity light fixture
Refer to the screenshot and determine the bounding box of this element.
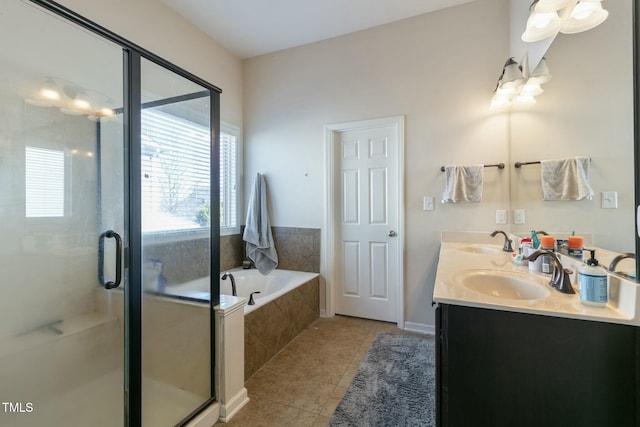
[500,57,526,88]
[522,0,608,42]
[561,0,609,34]
[491,57,552,110]
[522,0,563,42]
[527,57,553,84]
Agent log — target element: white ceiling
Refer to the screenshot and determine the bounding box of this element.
[160,0,477,59]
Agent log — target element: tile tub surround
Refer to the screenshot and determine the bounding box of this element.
[244,276,320,379]
[231,227,321,273]
[271,227,321,273]
[144,236,210,285]
[221,233,244,272]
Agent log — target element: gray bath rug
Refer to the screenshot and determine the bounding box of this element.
[329,332,436,427]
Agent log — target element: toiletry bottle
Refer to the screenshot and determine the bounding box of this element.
[539,235,555,274]
[519,237,532,255]
[568,236,584,260]
[579,249,608,307]
[531,230,540,249]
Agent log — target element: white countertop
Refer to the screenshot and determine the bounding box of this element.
[433,240,640,326]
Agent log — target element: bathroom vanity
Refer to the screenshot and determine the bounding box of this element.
[433,236,640,427]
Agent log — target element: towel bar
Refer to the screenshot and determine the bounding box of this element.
[514,161,541,168]
[440,163,505,172]
[515,157,591,168]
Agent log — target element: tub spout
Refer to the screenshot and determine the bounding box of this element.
[248,291,261,305]
[221,272,237,296]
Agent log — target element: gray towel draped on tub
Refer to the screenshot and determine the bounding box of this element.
[243,173,278,275]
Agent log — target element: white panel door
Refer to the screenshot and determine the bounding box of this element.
[335,125,398,322]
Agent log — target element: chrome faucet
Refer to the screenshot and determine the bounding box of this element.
[525,250,575,294]
[608,252,635,276]
[221,272,237,296]
[490,230,513,252]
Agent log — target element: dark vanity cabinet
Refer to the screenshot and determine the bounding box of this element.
[436,304,640,427]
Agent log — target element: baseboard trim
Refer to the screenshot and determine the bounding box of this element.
[404,322,435,336]
[219,388,249,422]
[320,308,328,318]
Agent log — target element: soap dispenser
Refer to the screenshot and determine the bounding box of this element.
[578,249,608,307]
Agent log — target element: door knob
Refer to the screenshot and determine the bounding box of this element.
[388,230,397,237]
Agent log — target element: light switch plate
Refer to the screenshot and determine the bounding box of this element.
[602,191,618,209]
[423,196,434,211]
[496,209,507,224]
[514,209,525,224]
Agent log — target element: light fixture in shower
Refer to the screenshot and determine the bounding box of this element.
[522,0,609,42]
[25,77,117,120]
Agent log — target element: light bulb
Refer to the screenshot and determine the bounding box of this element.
[73,97,91,110]
[521,82,544,96]
[514,94,537,105]
[571,2,596,20]
[100,108,115,117]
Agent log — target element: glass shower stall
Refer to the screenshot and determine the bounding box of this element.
[0,1,221,425]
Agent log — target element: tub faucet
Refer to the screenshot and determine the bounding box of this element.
[248,291,261,305]
[490,230,513,252]
[525,250,575,294]
[608,252,635,276]
[221,272,237,296]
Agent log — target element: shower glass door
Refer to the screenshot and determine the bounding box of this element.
[139,57,212,425]
[0,1,126,426]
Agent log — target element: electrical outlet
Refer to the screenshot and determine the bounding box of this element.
[602,191,618,209]
[496,209,507,224]
[514,209,525,224]
[423,196,434,211]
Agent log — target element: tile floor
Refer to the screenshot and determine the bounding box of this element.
[215,315,426,426]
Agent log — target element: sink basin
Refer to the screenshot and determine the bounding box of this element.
[455,245,502,255]
[453,269,550,300]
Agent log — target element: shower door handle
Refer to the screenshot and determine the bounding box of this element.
[99,230,122,289]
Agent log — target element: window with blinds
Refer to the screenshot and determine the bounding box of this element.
[220,126,238,234]
[25,146,65,217]
[141,109,211,232]
[140,109,239,234]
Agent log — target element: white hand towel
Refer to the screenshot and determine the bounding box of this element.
[243,173,278,275]
[441,165,484,203]
[541,156,593,201]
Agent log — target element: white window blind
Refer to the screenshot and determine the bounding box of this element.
[141,109,210,232]
[220,129,238,232]
[25,146,65,217]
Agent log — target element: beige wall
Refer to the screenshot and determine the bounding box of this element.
[243,0,511,328]
[56,0,243,127]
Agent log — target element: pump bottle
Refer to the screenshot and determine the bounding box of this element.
[578,249,608,307]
